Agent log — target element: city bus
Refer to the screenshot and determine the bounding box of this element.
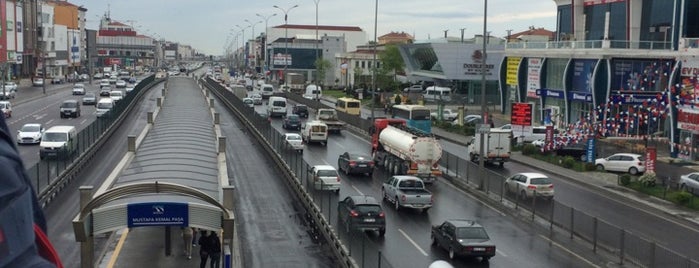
[335,97,362,115]
[391,104,432,133]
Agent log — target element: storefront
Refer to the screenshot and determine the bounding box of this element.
[675,57,699,160]
[524,58,543,124]
[535,89,566,129]
[568,59,597,124]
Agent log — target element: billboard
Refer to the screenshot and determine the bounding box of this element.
[610,58,673,92]
[506,57,521,86]
[571,59,597,92]
[527,58,542,98]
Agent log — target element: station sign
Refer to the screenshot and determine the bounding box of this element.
[511,102,532,126]
[586,138,596,163]
[127,202,188,228]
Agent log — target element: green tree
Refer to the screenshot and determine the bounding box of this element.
[379,45,405,82]
[314,58,332,87]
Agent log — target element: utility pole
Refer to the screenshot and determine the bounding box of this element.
[314,0,320,85]
[478,0,488,191]
[273,5,299,84]
[443,29,448,39]
[460,28,466,43]
[256,13,277,82]
[370,0,378,120]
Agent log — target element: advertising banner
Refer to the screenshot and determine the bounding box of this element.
[610,58,673,92]
[645,147,656,173]
[544,125,554,152]
[571,59,597,93]
[506,57,521,86]
[527,58,542,98]
[510,102,532,126]
[584,0,625,6]
[272,53,291,66]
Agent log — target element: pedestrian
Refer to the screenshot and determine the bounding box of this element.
[182,227,194,260]
[208,232,221,268]
[198,230,210,268]
[191,227,198,248]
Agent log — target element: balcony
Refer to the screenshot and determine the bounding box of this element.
[506,40,673,51]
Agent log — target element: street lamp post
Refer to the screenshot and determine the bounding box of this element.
[478,0,488,191]
[235,24,250,70]
[256,13,277,82]
[370,0,378,120]
[274,4,299,84]
[244,19,262,71]
[314,0,320,84]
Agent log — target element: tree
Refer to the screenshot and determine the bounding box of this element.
[314,58,332,87]
[379,45,405,82]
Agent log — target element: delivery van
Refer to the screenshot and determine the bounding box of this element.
[301,121,328,145]
[267,96,288,117]
[39,125,77,159]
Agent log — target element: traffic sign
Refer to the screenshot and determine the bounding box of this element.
[477,124,491,134]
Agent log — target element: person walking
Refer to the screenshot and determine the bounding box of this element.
[182,227,194,260]
[208,232,221,268]
[198,230,211,268]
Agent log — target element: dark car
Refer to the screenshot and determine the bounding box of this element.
[99,86,112,97]
[337,195,385,237]
[282,114,302,130]
[59,100,81,118]
[337,152,375,176]
[555,142,592,161]
[431,219,495,261]
[292,104,309,118]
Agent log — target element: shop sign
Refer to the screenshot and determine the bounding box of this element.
[677,108,699,132]
[536,89,565,99]
[568,91,593,102]
[506,57,521,86]
[645,147,656,173]
[611,92,661,104]
[511,102,532,126]
[527,58,542,98]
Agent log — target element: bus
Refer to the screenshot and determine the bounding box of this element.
[335,97,361,115]
[391,104,432,133]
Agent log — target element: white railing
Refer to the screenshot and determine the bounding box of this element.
[506,40,673,50]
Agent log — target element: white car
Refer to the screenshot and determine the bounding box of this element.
[32,78,44,87]
[242,98,254,108]
[679,172,699,195]
[109,90,124,102]
[72,83,86,95]
[504,172,555,200]
[16,123,44,145]
[4,82,17,91]
[283,133,304,152]
[531,139,545,147]
[125,85,135,94]
[595,153,645,175]
[251,94,263,105]
[310,165,340,192]
[115,80,127,88]
[99,79,110,88]
[0,88,15,100]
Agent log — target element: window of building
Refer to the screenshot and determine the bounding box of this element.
[50,41,54,51]
[361,61,365,68]
[557,4,572,40]
[355,61,359,68]
[687,0,699,38]
[545,58,567,89]
[584,2,626,44]
[639,0,674,47]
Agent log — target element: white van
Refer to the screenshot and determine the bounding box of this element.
[39,125,77,159]
[303,85,322,100]
[301,121,328,145]
[515,126,560,143]
[95,98,115,118]
[423,86,452,102]
[267,96,287,117]
[260,84,275,99]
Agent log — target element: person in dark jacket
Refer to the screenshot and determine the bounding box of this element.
[198,230,211,268]
[208,232,221,268]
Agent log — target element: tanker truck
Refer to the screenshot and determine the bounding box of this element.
[371,118,443,183]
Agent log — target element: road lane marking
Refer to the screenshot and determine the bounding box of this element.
[538,234,599,268]
[398,228,428,256]
[441,180,506,216]
[45,119,54,126]
[351,184,364,195]
[496,248,507,257]
[80,119,87,125]
[107,228,129,268]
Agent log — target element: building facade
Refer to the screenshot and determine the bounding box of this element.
[94,15,155,71]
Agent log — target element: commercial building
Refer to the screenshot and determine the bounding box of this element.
[94,15,156,71]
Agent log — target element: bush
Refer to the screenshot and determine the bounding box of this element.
[620,174,632,186]
[638,172,657,187]
[561,156,576,168]
[674,191,693,205]
[521,144,539,156]
[584,163,597,171]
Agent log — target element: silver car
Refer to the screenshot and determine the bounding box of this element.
[679,172,699,195]
[505,172,554,200]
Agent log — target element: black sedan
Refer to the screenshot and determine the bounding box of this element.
[282,114,302,130]
[431,219,495,261]
[337,195,385,236]
[292,104,308,118]
[337,152,374,176]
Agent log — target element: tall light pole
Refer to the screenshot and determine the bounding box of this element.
[274,4,299,83]
[235,24,250,70]
[313,0,320,84]
[244,19,262,71]
[256,13,277,81]
[370,0,378,120]
[478,0,488,191]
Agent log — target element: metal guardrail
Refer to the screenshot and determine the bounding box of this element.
[201,78,359,268]
[34,75,164,207]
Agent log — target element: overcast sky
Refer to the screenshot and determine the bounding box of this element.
[72,0,558,55]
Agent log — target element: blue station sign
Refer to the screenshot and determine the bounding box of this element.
[586,138,596,163]
[127,202,188,228]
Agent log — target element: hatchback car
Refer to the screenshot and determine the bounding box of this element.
[337,152,375,176]
[555,142,592,161]
[115,80,127,88]
[337,195,386,236]
[679,172,699,195]
[431,220,495,261]
[0,101,11,118]
[59,100,81,118]
[292,104,309,118]
[82,92,97,105]
[16,123,44,145]
[242,97,254,108]
[595,153,645,175]
[72,83,86,95]
[282,114,302,130]
[283,133,304,152]
[504,172,554,200]
[251,93,263,105]
[32,78,44,87]
[4,82,17,91]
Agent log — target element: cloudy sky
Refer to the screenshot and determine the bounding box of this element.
[72,0,558,55]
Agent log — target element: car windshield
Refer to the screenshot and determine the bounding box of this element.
[350,153,371,161]
[97,102,113,109]
[355,204,381,214]
[455,227,489,240]
[61,102,77,108]
[286,115,299,121]
[21,125,40,132]
[286,135,301,141]
[43,132,67,142]
[530,177,552,185]
[85,93,95,97]
[296,106,307,111]
[0,103,7,109]
[316,170,337,177]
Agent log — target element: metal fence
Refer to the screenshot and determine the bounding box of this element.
[28,74,156,200]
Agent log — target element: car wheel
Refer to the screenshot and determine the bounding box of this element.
[448,247,456,260]
[629,167,639,175]
[596,164,605,171]
[378,228,385,237]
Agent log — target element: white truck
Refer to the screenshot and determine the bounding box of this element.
[316,109,345,134]
[372,118,443,183]
[381,175,433,212]
[467,128,512,166]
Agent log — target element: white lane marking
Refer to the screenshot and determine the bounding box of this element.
[398,228,428,256]
[538,234,599,268]
[80,119,88,125]
[45,119,54,126]
[351,184,364,195]
[441,180,507,216]
[496,248,507,257]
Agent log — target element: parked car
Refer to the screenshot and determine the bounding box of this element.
[72,83,86,95]
[337,152,374,176]
[82,92,97,105]
[337,195,386,236]
[32,78,44,87]
[431,219,495,261]
[292,104,309,118]
[16,123,44,145]
[504,172,554,200]
[531,139,545,148]
[0,88,16,100]
[308,165,340,193]
[0,101,11,118]
[282,114,302,130]
[242,97,254,108]
[679,172,699,195]
[381,175,433,212]
[251,93,263,105]
[595,153,645,175]
[430,109,457,121]
[283,133,304,152]
[4,82,17,92]
[403,84,424,93]
[59,100,81,118]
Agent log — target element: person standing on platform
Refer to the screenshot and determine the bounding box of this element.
[208,232,221,268]
[198,230,211,268]
[182,227,194,260]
